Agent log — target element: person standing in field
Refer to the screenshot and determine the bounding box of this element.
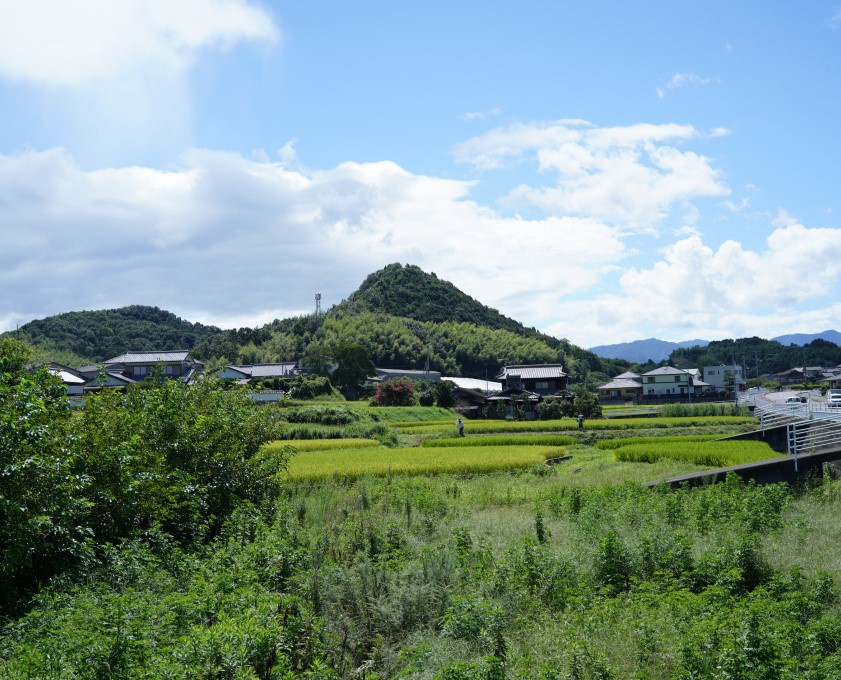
[457,418,465,437]
[577,414,584,431]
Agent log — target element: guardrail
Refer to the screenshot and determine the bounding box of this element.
[744,392,841,466]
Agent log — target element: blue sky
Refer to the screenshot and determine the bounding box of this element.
[1,1,840,348]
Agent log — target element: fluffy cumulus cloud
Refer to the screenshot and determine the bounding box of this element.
[4,118,839,347]
[545,219,841,346]
[453,120,729,227]
[0,147,628,331]
[0,1,279,165]
[0,0,278,85]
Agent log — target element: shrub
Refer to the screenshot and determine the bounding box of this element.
[287,375,334,400]
[283,406,358,425]
[435,380,456,408]
[418,387,436,406]
[536,398,564,420]
[371,377,417,406]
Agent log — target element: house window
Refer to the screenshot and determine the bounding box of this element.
[674,376,681,382]
[535,381,549,390]
[165,365,177,375]
[133,366,147,377]
[647,377,654,383]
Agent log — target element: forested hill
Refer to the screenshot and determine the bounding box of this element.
[8,305,222,365]
[6,266,631,385]
[330,263,536,336]
[670,336,841,376]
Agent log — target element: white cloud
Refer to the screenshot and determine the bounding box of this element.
[462,108,502,122]
[545,221,841,346]
[0,2,279,165]
[0,0,278,86]
[0,146,629,333]
[667,72,712,89]
[454,120,729,227]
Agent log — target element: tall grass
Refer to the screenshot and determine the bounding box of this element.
[399,416,756,435]
[422,435,576,448]
[612,440,780,467]
[595,434,724,450]
[262,438,382,453]
[367,406,458,423]
[276,421,397,445]
[392,419,461,429]
[285,445,563,481]
[658,402,748,417]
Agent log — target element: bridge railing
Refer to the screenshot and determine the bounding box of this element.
[749,395,841,458]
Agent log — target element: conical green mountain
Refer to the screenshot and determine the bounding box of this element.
[331,263,532,335]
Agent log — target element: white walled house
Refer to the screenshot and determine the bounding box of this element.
[703,365,745,392]
[640,366,698,397]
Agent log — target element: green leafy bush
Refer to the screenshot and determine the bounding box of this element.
[283,406,359,425]
[287,375,335,399]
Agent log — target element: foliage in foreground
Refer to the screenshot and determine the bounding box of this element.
[3,474,841,678]
[0,338,288,610]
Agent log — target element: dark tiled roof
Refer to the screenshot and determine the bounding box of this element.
[375,368,442,379]
[104,350,192,364]
[497,364,566,380]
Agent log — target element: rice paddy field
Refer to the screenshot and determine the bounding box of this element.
[270,409,777,484]
[393,415,756,436]
[285,444,566,481]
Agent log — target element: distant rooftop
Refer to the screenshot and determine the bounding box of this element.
[104,350,194,364]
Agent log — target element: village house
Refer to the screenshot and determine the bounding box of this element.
[78,350,203,392]
[596,371,642,403]
[703,364,746,392]
[218,362,300,384]
[368,367,442,383]
[639,366,701,398]
[496,364,568,395]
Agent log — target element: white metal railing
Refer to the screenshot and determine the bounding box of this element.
[748,393,841,463]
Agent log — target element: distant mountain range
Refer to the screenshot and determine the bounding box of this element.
[588,338,709,364]
[771,330,841,347]
[590,331,841,363]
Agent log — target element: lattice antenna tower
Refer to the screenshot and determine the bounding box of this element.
[315,293,322,322]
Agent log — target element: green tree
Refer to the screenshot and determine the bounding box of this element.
[723,370,734,398]
[330,342,375,389]
[435,380,456,408]
[0,339,90,607]
[572,386,602,419]
[301,341,333,377]
[73,378,287,545]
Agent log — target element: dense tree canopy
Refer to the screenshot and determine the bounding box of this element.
[8,306,222,364]
[0,338,287,611]
[670,336,841,377]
